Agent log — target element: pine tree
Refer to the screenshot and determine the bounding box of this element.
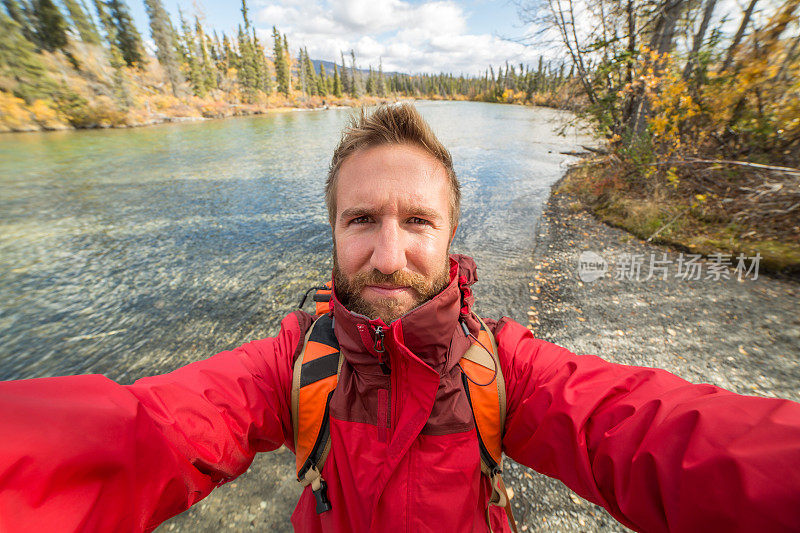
[236,25,256,100]
[91,0,130,105]
[302,46,317,95]
[196,16,216,93]
[365,65,375,95]
[339,51,350,95]
[63,0,99,43]
[0,11,58,101]
[240,0,250,30]
[272,25,289,96]
[143,0,181,95]
[178,8,203,96]
[349,49,360,97]
[317,62,327,95]
[106,0,144,66]
[2,0,35,43]
[378,59,387,96]
[31,0,68,51]
[332,62,342,97]
[252,28,272,94]
[282,33,292,90]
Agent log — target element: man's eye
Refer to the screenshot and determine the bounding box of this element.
[351,216,371,224]
[408,217,431,225]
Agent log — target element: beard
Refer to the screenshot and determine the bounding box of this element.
[332,253,451,324]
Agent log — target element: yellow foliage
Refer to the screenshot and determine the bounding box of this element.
[29,99,67,130]
[0,91,36,132]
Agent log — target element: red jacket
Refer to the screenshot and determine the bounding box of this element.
[1,255,799,532]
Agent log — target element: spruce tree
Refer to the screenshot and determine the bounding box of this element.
[196,17,216,92]
[302,46,316,95]
[0,11,57,101]
[252,28,272,94]
[143,0,181,95]
[31,0,68,51]
[236,24,257,100]
[349,49,360,97]
[317,62,327,95]
[106,0,143,66]
[378,59,387,96]
[365,65,374,95]
[63,0,99,43]
[339,51,349,95]
[178,8,203,96]
[272,25,289,96]
[332,62,342,97]
[3,0,32,39]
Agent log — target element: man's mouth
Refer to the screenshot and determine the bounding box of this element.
[364,285,411,297]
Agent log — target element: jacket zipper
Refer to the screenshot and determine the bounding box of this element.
[374,326,391,375]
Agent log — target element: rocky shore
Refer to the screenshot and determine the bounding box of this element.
[158,173,799,532]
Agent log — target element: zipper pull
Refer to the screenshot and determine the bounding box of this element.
[373,326,391,375]
[374,326,385,353]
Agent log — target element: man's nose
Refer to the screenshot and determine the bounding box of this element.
[370,221,407,275]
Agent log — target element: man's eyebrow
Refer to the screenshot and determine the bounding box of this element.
[339,207,377,221]
[338,205,444,222]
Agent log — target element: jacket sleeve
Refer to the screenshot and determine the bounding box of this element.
[496,318,800,533]
[0,312,306,533]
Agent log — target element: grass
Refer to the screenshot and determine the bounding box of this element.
[558,161,800,275]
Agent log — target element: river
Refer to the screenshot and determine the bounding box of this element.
[0,101,589,383]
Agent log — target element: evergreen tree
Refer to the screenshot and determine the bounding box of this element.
[378,59,387,96]
[332,62,342,97]
[0,11,57,101]
[236,24,256,100]
[339,51,350,95]
[63,0,99,43]
[272,25,289,96]
[178,8,203,96]
[143,0,181,95]
[196,16,216,92]
[2,0,34,42]
[282,33,292,89]
[252,28,272,94]
[302,46,316,95]
[349,49,360,97]
[31,0,68,51]
[106,0,144,66]
[365,65,374,95]
[91,0,130,105]
[240,0,250,30]
[317,62,327,95]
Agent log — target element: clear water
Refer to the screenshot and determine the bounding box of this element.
[0,101,590,382]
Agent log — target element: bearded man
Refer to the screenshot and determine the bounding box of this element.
[0,104,799,533]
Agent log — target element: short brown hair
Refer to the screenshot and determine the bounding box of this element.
[325,103,461,230]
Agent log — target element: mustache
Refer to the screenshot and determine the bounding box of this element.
[345,269,433,294]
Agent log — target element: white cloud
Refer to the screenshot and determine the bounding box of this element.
[251,0,550,75]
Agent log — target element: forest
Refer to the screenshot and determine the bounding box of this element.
[0,0,571,132]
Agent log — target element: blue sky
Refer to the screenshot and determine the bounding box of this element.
[124,0,550,75]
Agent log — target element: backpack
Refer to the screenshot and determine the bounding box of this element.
[292,284,518,532]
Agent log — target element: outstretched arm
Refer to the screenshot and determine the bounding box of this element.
[0,312,306,532]
[496,318,800,533]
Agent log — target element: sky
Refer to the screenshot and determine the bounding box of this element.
[125,0,557,76]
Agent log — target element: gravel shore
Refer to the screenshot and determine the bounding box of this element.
[504,174,800,532]
[159,175,799,532]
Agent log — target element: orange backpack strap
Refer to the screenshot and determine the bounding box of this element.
[313,281,332,316]
[459,316,518,533]
[291,313,342,514]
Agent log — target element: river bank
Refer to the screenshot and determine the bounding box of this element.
[502,170,800,531]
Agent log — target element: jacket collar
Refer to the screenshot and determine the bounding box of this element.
[329,254,478,375]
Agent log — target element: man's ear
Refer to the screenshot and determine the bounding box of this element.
[450,223,458,244]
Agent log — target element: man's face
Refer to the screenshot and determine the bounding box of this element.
[332,143,455,324]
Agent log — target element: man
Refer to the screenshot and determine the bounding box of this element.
[1,103,799,532]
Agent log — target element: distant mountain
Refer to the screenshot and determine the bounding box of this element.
[310,59,405,78]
